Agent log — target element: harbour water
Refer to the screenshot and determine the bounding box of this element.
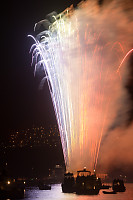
[24,183,133,200]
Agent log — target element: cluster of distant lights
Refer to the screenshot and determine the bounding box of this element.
[6,126,61,148]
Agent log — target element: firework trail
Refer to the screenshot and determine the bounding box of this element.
[29,0,133,173]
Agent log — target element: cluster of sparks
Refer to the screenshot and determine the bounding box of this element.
[29,6,133,173]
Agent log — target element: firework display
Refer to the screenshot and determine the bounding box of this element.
[29,1,133,173]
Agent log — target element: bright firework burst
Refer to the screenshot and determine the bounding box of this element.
[29,1,133,173]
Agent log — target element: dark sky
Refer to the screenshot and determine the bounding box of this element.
[1,0,82,139]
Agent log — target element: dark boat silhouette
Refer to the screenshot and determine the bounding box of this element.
[75,169,100,195]
[62,168,101,195]
[61,172,75,193]
[112,179,126,192]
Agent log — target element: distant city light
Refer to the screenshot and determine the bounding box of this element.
[6,125,61,149]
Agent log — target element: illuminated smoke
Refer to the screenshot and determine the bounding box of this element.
[29,0,133,173]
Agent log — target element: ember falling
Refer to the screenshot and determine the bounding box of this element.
[29,0,133,174]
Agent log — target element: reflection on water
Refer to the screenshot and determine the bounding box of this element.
[24,183,133,200]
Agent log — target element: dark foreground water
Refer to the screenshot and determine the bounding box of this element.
[24,183,133,200]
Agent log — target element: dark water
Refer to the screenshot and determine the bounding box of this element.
[24,183,133,200]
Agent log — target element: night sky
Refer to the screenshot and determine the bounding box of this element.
[1,0,82,139]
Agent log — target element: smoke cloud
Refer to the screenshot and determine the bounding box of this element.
[33,0,133,174]
[65,0,133,173]
[76,0,133,174]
